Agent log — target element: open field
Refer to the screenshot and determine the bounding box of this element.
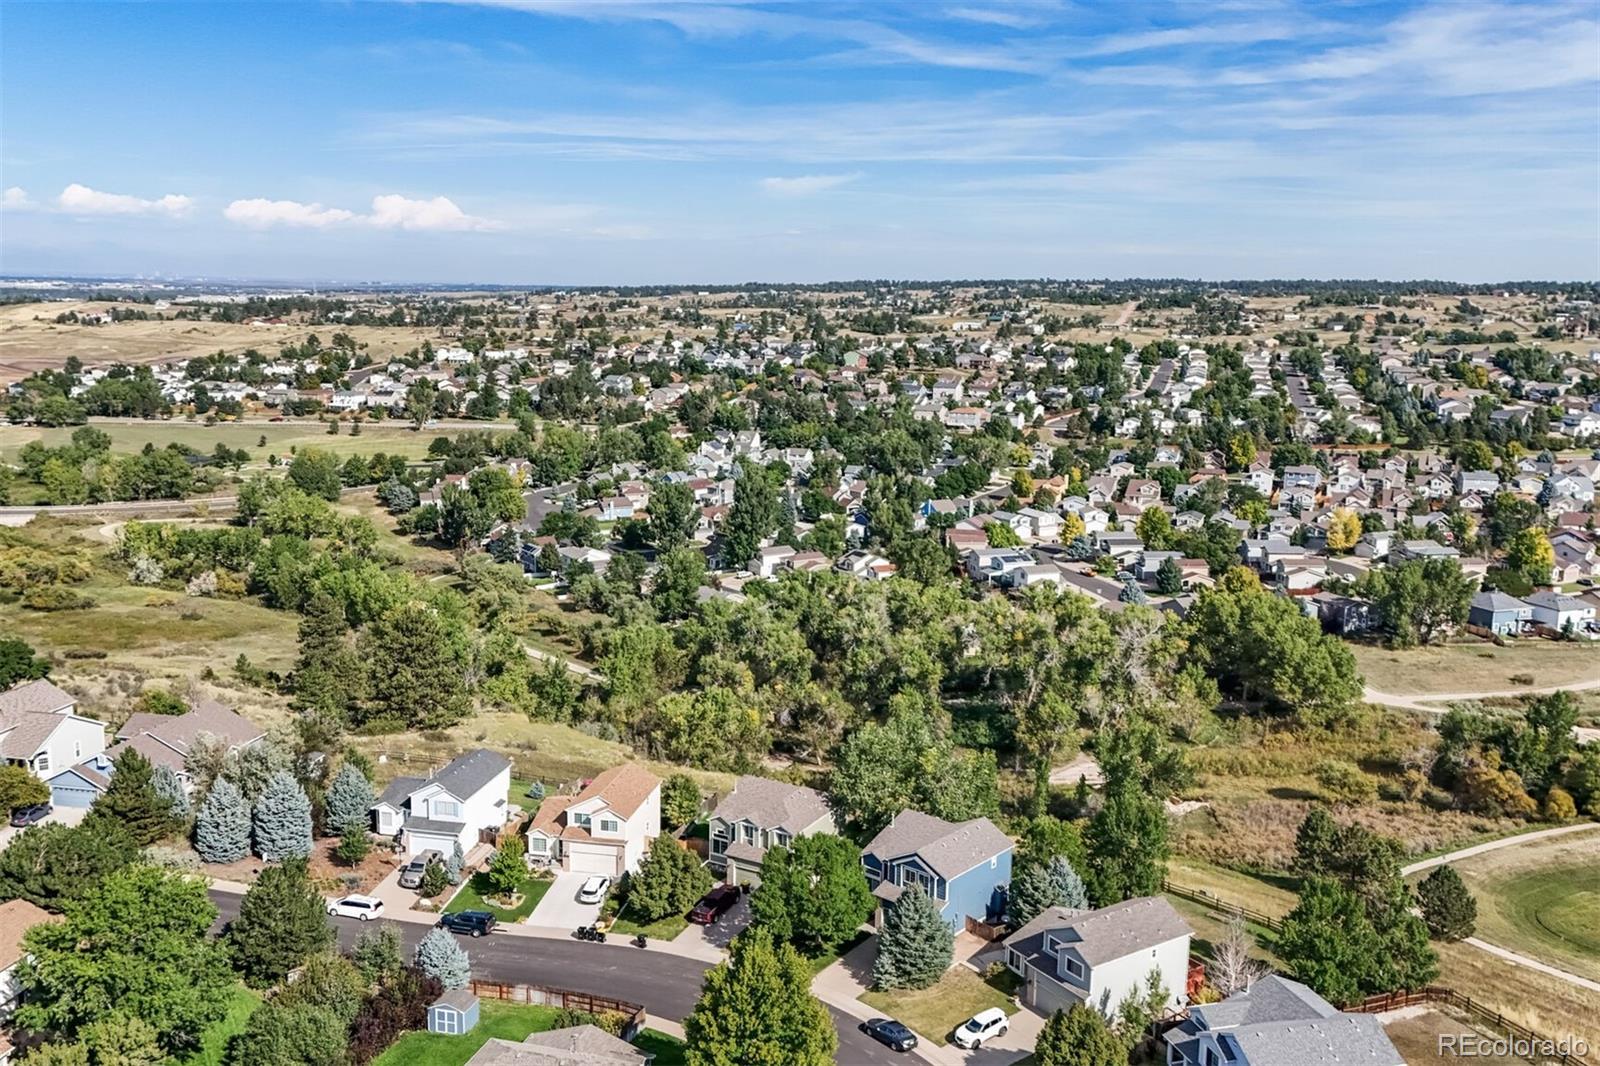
[1354,642,1600,697]
[1433,941,1600,1059]
[0,419,439,466]
[1425,832,1600,983]
[0,301,443,382]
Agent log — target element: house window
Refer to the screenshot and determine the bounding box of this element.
[571,812,592,829]
[34,754,49,773]
[772,831,790,848]
[741,823,758,846]
[433,800,461,819]
[528,837,547,853]
[1063,957,1085,980]
[598,818,619,834]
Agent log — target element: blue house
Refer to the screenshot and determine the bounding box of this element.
[427,989,479,1036]
[862,809,1013,933]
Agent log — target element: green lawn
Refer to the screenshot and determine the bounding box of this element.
[373,1001,682,1066]
[606,911,690,940]
[632,1030,688,1066]
[444,872,553,923]
[858,967,1016,1046]
[179,984,263,1066]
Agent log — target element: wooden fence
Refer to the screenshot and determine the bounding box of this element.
[1343,987,1593,1066]
[467,979,646,1038]
[1160,879,1285,933]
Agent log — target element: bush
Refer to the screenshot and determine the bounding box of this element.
[23,585,95,611]
[349,967,440,1065]
[1542,786,1577,821]
[419,857,450,899]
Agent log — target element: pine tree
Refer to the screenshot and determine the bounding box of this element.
[446,839,466,885]
[323,762,375,836]
[292,590,364,722]
[1035,1004,1127,1066]
[684,927,835,1066]
[88,747,170,846]
[353,926,403,985]
[1155,557,1183,596]
[415,927,471,989]
[194,778,252,863]
[334,830,371,866]
[871,885,953,991]
[1007,856,1089,928]
[151,764,190,822]
[1416,865,1476,941]
[252,770,313,861]
[226,856,334,988]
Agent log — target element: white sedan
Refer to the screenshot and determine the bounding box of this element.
[576,876,612,904]
[327,894,385,921]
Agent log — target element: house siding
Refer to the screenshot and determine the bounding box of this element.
[940,848,1013,929]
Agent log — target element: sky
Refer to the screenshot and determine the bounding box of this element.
[1,0,1597,284]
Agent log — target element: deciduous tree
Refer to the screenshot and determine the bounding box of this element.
[684,927,835,1066]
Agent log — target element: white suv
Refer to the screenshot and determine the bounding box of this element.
[952,1007,1008,1049]
[327,894,385,921]
[576,876,612,904]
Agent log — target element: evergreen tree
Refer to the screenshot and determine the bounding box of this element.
[1035,1004,1128,1066]
[748,835,874,956]
[446,839,466,885]
[1155,557,1183,596]
[226,856,334,988]
[871,885,953,991]
[0,821,138,911]
[1086,787,1168,905]
[353,926,404,985]
[419,857,450,899]
[414,927,471,989]
[684,927,835,1066]
[627,836,712,921]
[357,601,471,729]
[194,778,252,864]
[152,764,190,822]
[293,590,364,724]
[252,770,313,861]
[1277,877,1382,1005]
[333,830,370,866]
[88,747,170,846]
[1007,856,1089,929]
[1416,865,1476,941]
[1292,806,1342,877]
[323,762,375,836]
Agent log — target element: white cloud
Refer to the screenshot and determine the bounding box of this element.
[366,193,497,231]
[759,173,861,196]
[1,187,32,209]
[57,183,192,217]
[224,198,357,229]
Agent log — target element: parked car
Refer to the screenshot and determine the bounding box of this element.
[9,803,50,828]
[437,910,497,937]
[688,884,740,925]
[326,895,385,921]
[860,1017,918,1053]
[952,1007,1008,1049]
[576,875,612,904]
[397,849,443,889]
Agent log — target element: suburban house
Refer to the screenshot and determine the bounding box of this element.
[1003,896,1192,1018]
[707,775,837,886]
[1468,590,1533,636]
[1524,590,1596,634]
[1164,975,1402,1066]
[0,680,105,788]
[0,898,60,1035]
[464,1024,651,1066]
[861,809,1013,932]
[526,764,661,877]
[372,749,513,859]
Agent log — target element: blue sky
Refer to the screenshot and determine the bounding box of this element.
[2,0,1596,283]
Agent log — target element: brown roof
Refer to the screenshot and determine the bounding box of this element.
[119,700,264,752]
[0,899,61,971]
[0,714,65,760]
[577,764,660,818]
[0,679,76,718]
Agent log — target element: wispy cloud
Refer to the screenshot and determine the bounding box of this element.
[57,183,192,217]
[223,194,498,232]
[759,173,860,196]
[224,198,357,229]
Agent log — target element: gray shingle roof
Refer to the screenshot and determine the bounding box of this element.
[1165,976,1403,1066]
[377,776,424,808]
[710,775,831,835]
[0,679,76,718]
[1004,895,1190,967]
[432,749,512,801]
[864,809,1012,880]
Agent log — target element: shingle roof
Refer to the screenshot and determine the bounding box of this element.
[377,776,424,808]
[710,775,831,834]
[573,763,660,819]
[0,714,65,760]
[864,809,1012,880]
[1005,896,1190,967]
[465,1024,650,1066]
[0,899,61,971]
[432,749,513,801]
[1472,590,1530,613]
[0,679,76,718]
[119,701,264,752]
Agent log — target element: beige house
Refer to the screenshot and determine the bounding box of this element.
[707,775,836,886]
[526,764,661,877]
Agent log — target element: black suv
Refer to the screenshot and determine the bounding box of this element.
[437,910,497,937]
[9,804,50,828]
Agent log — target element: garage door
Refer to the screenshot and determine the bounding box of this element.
[51,783,99,807]
[566,844,618,876]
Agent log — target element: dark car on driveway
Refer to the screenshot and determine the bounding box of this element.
[437,910,497,937]
[9,803,50,828]
[687,884,741,925]
[860,1017,918,1053]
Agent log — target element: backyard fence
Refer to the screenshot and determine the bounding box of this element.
[467,979,647,1039]
[1342,987,1593,1066]
[1160,878,1285,933]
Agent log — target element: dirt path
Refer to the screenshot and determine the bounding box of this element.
[522,642,602,681]
[1463,936,1600,995]
[1364,676,1600,714]
[1401,822,1600,877]
[1112,300,1138,328]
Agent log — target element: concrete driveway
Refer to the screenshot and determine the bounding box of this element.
[527,872,606,929]
[0,805,86,852]
[672,888,750,952]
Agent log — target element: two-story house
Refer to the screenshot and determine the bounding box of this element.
[1003,896,1192,1019]
[707,775,837,886]
[0,680,105,790]
[1164,975,1402,1066]
[526,764,661,877]
[372,749,513,859]
[862,810,1012,933]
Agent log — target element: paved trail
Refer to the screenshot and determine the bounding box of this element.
[1364,676,1600,714]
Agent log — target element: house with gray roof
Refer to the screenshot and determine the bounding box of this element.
[1468,590,1532,636]
[0,680,106,798]
[707,775,837,886]
[371,748,513,859]
[1164,975,1402,1066]
[862,809,1012,933]
[1003,896,1191,1020]
[464,1023,651,1066]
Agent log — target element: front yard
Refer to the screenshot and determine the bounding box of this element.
[444,871,554,924]
[373,1001,685,1066]
[858,966,1017,1046]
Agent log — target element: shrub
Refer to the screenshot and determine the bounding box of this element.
[419,857,450,899]
[414,927,471,988]
[23,585,95,611]
[1542,786,1577,821]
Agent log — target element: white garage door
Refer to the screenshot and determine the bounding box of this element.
[566,844,618,876]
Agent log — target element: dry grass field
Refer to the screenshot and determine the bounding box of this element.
[1354,641,1600,696]
[0,419,438,467]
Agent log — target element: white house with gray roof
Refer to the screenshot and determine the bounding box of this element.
[0,679,105,788]
[1164,975,1402,1066]
[372,749,513,859]
[707,775,837,886]
[1003,896,1192,1019]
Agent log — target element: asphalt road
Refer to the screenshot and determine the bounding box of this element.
[209,891,902,1064]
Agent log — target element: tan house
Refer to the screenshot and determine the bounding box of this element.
[707,775,836,886]
[526,765,661,877]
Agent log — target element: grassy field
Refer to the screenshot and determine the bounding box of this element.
[0,419,438,467]
[1426,831,1600,982]
[1353,641,1600,695]
[444,871,553,924]
[1433,940,1600,1058]
[1382,1007,1532,1066]
[179,984,263,1066]
[858,967,1016,1046]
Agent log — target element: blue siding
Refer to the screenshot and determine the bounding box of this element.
[47,769,104,807]
[939,846,1013,929]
